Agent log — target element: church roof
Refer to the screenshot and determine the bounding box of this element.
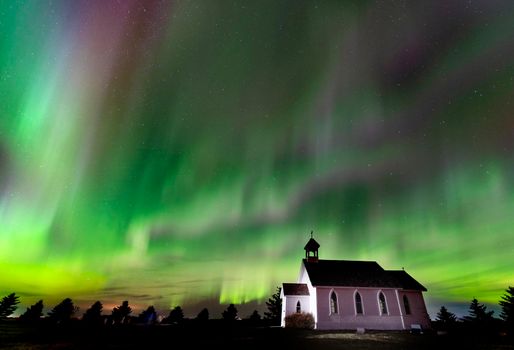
[385,270,427,291]
[304,238,320,251]
[282,283,310,296]
[302,259,427,291]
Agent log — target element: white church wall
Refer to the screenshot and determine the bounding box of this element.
[281,295,311,326]
[398,290,431,330]
[315,287,405,330]
[297,262,317,324]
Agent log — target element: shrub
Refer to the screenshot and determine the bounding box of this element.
[285,312,314,329]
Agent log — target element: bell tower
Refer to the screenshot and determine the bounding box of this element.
[304,231,320,262]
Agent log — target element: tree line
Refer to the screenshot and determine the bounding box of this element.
[434,287,514,335]
[2,286,511,335]
[0,286,283,327]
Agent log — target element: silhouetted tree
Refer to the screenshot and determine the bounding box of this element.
[499,286,514,335]
[48,298,78,324]
[112,301,132,325]
[163,306,184,324]
[436,306,458,323]
[222,304,238,321]
[264,287,282,325]
[247,310,262,326]
[196,308,209,321]
[138,306,157,325]
[463,298,494,323]
[82,301,103,325]
[0,293,20,318]
[435,306,458,331]
[20,300,44,322]
[249,310,261,321]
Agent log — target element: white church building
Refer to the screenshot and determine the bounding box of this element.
[281,236,431,330]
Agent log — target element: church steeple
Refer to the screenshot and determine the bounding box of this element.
[304,231,320,262]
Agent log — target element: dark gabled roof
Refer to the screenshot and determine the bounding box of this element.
[303,259,427,291]
[385,270,427,291]
[282,283,310,296]
[304,238,320,251]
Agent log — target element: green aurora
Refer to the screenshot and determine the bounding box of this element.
[1,1,514,317]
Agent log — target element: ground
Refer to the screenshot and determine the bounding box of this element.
[1,320,513,350]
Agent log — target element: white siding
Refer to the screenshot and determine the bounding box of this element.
[281,295,311,327]
[297,263,318,325]
[315,287,406,330]
[397,290,431,330]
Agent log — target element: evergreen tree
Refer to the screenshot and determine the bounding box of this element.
[112,301,132,325]
[435,306,458,331]
[499,286,514,335]
[249,310,262,321]
[83,301,103,325]
[222,304,238,321]
[138,306,157,325]
[163,306,184,324]
[196,308,209,321]
[264,287,282,325]
[0,293,20,318]
[436,306,458,324]
[48,298,78,323]
[20,300,44,322]
[463,298,494,323]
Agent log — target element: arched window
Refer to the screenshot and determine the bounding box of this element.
[330,291,338,314]
[355,292,363,315]
[378,292,388,315]
[403,295,411,315]
[296,300,301,313]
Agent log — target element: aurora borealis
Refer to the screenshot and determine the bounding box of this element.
[1,0,514,318]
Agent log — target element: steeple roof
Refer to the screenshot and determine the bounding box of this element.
[304,237,320,251]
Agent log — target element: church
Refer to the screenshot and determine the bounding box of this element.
[281,236,431,330]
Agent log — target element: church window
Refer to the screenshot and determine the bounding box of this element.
[379,292,388,315]
[403,295,411,315]
[296,300,301,313]
[330,291,338,314]
[355,292,363,314]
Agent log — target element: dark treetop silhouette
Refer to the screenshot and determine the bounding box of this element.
[163,306,184,324]
[222,304,238,321]
[264,286,282,325]
[47,298,78,323]
[0,293,20,318]
[111,301,132,325]
[19,300,44,321]
[196,308,209,321]
[83,301,103,325]
[499,286,514,335]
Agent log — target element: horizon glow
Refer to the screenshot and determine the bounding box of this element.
[1,1,514,318]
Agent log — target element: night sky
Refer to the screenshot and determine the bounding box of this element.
[1,0,514,318]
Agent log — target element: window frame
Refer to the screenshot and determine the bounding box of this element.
[378,291,388,315]
[403,295,411,315]
[354,290,364,315]
[329,290,338,315]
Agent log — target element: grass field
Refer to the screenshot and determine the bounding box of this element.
[1,320,513,350]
